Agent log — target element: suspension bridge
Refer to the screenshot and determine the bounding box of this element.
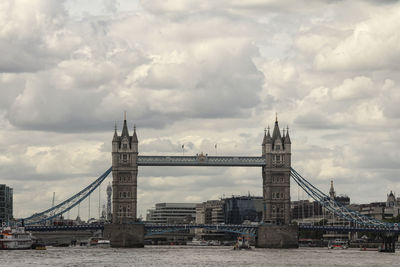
[21,167,400,234]
[17,117,399,249]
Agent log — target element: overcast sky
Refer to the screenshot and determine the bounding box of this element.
[1,0,400,220]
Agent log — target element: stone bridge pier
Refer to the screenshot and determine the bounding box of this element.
[379,233,398,253]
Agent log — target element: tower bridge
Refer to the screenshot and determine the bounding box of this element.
[102,114,295,248]
[108,114,292,226]
[21,114,399,250]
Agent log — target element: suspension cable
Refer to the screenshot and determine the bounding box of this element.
[23,167,112,225]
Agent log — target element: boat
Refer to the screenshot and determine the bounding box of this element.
[328,240,348,249]
[31,242,47,250]
[360,247,378,251]
[0,226,33,250]
[209,240,221,246]
[87,237,110,248]
[234,236,251,250]
[186,238,209,246]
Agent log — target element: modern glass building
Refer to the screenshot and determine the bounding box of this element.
[223,196,263,224]
[0,184,13,224]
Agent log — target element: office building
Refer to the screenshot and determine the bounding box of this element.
[0,184,13,224]
[146,203,197,224]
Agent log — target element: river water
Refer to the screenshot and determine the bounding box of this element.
[0,246,398,266]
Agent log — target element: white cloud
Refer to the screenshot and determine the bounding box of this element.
[315,5,400,71]
[331,76,374,101]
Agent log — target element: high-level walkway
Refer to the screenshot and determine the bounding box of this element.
[137,155,265,167]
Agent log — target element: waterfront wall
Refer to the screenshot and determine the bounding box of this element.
[256,224,298,248]
[103,223,144,248]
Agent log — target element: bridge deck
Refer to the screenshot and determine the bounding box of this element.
[138,156,266,167]
[26,223,400,233]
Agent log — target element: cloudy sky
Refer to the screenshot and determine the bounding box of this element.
[1,0,400,220]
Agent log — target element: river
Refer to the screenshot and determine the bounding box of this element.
[0,246,398,266]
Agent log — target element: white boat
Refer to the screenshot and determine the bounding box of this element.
[87,237,110,247]
[186,238,209,246]
[209,240,221,246]
[0,226,33,250]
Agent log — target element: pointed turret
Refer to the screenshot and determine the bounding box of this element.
[121,113,130,138]
[329,180,336,198]
[262,128,267,145]
[284,126,291,144]
[266,126,272,144]
[113,122,119,141]
[132,124,138,143]
[262,126,272,155]
[271,118,282,143]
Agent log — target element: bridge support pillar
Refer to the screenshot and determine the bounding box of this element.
[379,234,397,253]
[256,224,298,248]
[103,223,144,248]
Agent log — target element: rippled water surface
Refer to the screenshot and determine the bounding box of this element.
[0,246,398,266]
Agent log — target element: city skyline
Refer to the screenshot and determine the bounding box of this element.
[1,0,400,220]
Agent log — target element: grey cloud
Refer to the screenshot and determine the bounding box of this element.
[140,166,228,178]
[0,1,75,73]
[3,12,264,133]
[294,112,340,129]
[140,139,194,154]
[103,0,118,14]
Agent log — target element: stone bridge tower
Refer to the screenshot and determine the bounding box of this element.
[111,114,138,223]
[257,117,297,248]
[262,117,291,225]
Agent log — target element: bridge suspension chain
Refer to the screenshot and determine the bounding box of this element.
[23,167,112,225]
[290,168,392,228]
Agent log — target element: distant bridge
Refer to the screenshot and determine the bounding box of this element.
[26,223,258,237]
[26,223,400,236]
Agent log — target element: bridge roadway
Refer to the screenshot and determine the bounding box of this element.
[137,155,266,167]
[26,223,400,234]
[26,223,257,232]
[298,224,400,233]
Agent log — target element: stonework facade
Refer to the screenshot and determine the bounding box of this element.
[262,119,291,225]
[111,117,138,223]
